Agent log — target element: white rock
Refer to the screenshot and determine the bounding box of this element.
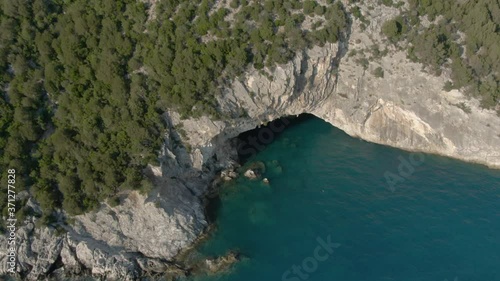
[244,169,258,179]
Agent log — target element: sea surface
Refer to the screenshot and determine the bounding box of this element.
[185,115,500,281]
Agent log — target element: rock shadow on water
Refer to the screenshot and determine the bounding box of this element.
[236,114,316,163]
[204,195,221,224]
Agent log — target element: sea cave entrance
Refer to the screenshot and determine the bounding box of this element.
[205,113,318,223]
[235,113,317,163]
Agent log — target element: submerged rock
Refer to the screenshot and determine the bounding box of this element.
[243,161,267,180]
[266,160,283,175]
[136,258,171,274]
[244,169,258,179]
[203,251,240,274]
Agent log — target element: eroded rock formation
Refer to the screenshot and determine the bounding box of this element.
[1,0,499,280]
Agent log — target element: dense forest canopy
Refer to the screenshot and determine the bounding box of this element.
[0,0,348,226]
[381,0,500,108]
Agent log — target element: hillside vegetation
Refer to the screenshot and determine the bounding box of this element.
[1,0,498,227]
[381,0,499,109]
[0,0,348,225]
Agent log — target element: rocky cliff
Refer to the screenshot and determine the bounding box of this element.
[1,1,499,280]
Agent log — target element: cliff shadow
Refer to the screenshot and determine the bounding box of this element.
[235,114,316,163]
[205,114,318,224]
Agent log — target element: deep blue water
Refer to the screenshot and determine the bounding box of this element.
[186,116,500,281]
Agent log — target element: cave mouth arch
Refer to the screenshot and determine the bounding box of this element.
[206,113,319,223]
[235,113,317,163]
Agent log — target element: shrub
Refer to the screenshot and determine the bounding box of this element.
[230,0,240,9]
[356,57,369,70]
[372,67,384,78]
[443,81,453,92]
[108,196,121,207]
[314,5,325,16]
[303,0,317,15]
[382,17,405,41]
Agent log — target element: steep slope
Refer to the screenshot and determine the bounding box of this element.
[1,1,499,280]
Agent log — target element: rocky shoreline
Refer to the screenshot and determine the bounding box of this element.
[2,0,500,280]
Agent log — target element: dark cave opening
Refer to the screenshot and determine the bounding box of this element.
[205,113,316,224]
[235,113,316,163]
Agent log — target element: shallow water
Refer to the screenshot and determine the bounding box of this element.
[186,115,500,281]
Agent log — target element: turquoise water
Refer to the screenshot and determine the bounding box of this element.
[188,115,500,281]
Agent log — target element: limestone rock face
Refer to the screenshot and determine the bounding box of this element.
[0,179,208,280]
[0,223,64,280]
[1,0,499,279]
[72,187,206,261]
[174,1,500,169]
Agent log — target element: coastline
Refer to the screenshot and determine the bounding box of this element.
[1,1,500,279]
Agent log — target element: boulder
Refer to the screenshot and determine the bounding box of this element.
[243,169,258,179]
[221,169,238,181]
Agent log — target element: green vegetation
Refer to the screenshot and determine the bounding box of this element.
[443,81,453,92]
[381,16,406,42]
[356,57,369,70]
[350,6,369,29]
[380,0,393,7]
[0,0,349,223]
[303,1,318,15]
[373,67,384,78]
[381,0,499,110]
[108,196,121,208]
